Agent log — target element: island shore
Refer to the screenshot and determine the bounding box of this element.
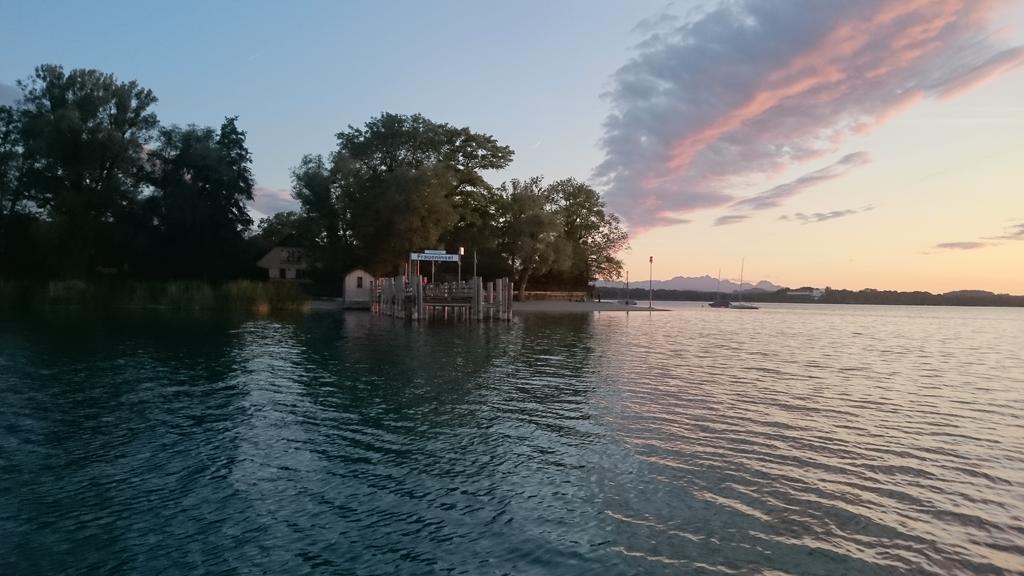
[513,301,669,313]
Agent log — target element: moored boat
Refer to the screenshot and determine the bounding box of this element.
[708,261,760,309]
[709,268,730,307]
[731,258,759,309]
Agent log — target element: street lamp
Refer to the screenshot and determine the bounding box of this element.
[648,256,653,309]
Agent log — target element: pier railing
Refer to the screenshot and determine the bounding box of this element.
[371,276,513,321]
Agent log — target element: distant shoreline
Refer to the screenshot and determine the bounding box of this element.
[596,288,1024,308]
[513,301,669,313]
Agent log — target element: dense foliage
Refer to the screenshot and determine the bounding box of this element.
[0,65,258,281]
[257,113,628,290]
[2,64,628,293]
[3,63,1016,305]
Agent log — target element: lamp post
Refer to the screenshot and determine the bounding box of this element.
[648,256,653,309]
[458,247,465,282]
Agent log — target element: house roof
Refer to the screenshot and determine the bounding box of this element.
[257,245,308,269]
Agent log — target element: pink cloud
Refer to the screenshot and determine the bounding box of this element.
[598,0,1023,229]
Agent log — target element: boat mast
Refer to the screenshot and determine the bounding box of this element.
[739,258,745,302]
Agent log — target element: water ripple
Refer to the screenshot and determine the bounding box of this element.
[1,304,1022,574]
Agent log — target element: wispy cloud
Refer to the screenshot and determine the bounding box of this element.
[795,209,857,224]
[732,152,870,211]
[598,0,1024,229]
[934,241,993,250]
[652,215,692,227]
[987,222,1024,240]
[250,186,297,217]
[631,9,680,36]
[781,204,874,224]
[714,214,750,226]
[930,221,1024,252]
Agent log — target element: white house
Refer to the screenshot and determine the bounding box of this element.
[787,288,825,300]
[343,268,375,308]
[257,245,307,280]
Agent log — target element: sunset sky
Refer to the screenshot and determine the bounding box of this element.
[3,0,1022,293]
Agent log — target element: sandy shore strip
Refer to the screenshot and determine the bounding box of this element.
[513,301,669,313]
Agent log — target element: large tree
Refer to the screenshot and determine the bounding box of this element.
[0,106,26,220]
[252,210,316,247]
[0,105,38,276]
[291,153,346,275]
[496,177,571,300]
[547,177,628,285]
[16,64,159,276]
[332,113,513,274]
[148,117,254,279]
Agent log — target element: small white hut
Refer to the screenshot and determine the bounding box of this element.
[343,268,375,309]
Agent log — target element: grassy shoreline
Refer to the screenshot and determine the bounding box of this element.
[0,280,310,313]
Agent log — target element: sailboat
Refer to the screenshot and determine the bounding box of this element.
[730,258,759,309]
[709,268,730,307]
[619,270,638,306]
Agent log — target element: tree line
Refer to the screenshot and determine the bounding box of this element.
[254,113,627,297]
[0,65,256,280]
[601,287,1024,307]
[1,65,627,297]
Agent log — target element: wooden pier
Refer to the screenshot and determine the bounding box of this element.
[371,276,513,321]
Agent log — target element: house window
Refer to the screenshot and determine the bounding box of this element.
[284,249,302,264]
[356,276,363,289]
[279,268,286,279]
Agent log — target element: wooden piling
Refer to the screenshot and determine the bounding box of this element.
[373,275,512,322]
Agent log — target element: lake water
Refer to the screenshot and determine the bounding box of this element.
[1,303,1022,575]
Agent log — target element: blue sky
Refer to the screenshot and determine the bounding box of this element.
[2,0,666,200]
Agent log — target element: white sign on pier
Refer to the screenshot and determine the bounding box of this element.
[411,252,460,262]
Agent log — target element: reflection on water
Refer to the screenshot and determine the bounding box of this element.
[1,304,1022,574]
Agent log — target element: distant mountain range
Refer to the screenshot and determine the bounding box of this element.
[596,275,783,293]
